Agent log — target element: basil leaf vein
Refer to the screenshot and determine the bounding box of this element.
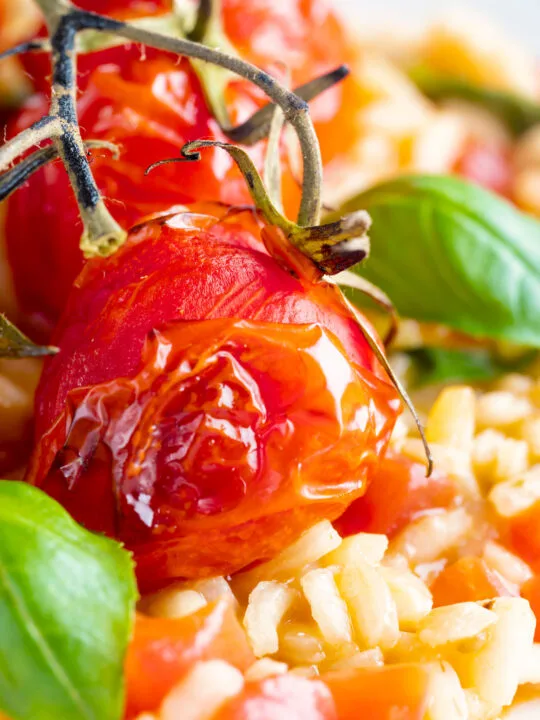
[0,482,137,720]
[341,175,540,346]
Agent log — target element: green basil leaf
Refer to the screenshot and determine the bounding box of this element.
[341,174,540,347]
[407,347,536,388]
[409,65,540,136]
[0,482,137,720]
[0,315,58,358]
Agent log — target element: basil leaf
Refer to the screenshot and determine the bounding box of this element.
[0,316,58,358]
[409,65,540,136]
[0,482,137,720]
[407,347,536,387]
[341,175,540,347]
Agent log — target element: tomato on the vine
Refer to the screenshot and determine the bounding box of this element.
[5,0,357,338]
[334,453,462,539]
[26,203,399,589]
[125,598,254,718]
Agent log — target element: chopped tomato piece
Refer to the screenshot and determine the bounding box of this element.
[324,664,431,720]
[215,674,336,720]
[216,664,431,720]
[335,453,461,538]
[430,557,515,607]
[125,598,254,718]
[522,575,540,642]
[500,503,540,569]
[455,140,512,197]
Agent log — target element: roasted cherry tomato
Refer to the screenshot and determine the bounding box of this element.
[125,598,254,718]
[430,556,515,607]
[26,205,399,589]
[334,453,461,538]
[6,0,356,338]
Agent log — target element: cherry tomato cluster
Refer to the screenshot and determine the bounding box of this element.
[0,0,401,592]
[6,0,356,337]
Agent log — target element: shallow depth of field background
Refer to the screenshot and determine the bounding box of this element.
[334,0,539,50]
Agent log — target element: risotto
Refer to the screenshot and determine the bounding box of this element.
[133,375,540,719]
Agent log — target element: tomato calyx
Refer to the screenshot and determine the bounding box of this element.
[148,138,372,279]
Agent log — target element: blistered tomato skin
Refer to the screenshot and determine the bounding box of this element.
[7,0,355,338]
[27,207,399,589]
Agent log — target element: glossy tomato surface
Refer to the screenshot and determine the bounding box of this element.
[6,0,355,338]
[27,206,400,589]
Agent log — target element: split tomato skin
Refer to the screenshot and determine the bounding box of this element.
[27,206,400,589]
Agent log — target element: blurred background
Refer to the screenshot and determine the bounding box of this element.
[334,0,539,49]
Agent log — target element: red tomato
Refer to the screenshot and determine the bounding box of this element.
[215,674,335,720]
[334,453,461,538]
[6,0,356,339]
[522,575,540,642]
[125,598,254,718]
[455,140,513,197]
[430,557,515,607]
[26,205,399,589]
